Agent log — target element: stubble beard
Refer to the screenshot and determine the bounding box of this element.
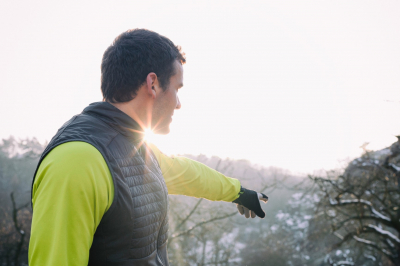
[151,114,171,135]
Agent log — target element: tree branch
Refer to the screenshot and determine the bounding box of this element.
[170,212,237,240]
[174,198,203,232]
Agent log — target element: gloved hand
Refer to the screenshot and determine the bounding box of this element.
[233,187,268,218]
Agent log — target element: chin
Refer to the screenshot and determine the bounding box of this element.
[153,126,170,135]
[152,117,172,135]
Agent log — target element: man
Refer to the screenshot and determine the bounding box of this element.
[29,29,268,266]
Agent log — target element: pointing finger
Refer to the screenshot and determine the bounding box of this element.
[257,192,269,203]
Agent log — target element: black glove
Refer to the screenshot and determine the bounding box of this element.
[233,187,268,218]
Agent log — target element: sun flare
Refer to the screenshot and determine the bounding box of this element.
[143,128,155,143]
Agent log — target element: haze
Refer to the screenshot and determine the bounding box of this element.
[0,0,399,174]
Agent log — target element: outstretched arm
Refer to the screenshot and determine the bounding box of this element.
[149,143,240,202]
[149,143,268,218]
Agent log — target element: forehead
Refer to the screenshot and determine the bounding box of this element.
[174,60,183,77]
[171,60,183,83]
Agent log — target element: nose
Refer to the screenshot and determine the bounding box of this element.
[175,96,181,109]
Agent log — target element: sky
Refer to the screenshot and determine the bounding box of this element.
[0,0,399,174]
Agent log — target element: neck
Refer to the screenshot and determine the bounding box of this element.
[108,100,152,130]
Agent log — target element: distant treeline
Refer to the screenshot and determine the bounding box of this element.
[0,136,399,266]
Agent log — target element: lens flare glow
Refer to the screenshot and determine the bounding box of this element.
[143,128,155,143]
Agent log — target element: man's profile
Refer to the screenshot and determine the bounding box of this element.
[28,29,268,266]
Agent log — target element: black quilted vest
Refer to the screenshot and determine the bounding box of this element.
[31,102,170,266]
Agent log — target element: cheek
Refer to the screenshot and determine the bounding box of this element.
[168,92,178,109]
[155,90,177,116]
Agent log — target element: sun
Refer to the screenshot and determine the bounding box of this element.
[143,128,156,143]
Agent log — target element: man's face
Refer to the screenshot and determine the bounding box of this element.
[151,60,183,134]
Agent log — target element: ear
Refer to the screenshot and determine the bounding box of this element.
[146,73,159,99]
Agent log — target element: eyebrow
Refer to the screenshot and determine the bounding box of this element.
[178,83,184,88]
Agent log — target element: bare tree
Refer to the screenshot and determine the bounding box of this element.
[10,192,30,266]
[167,156,283,265]
[312,143,400,265]
[0,137,42,266]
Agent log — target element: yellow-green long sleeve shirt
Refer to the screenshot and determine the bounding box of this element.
[29,141,240,266]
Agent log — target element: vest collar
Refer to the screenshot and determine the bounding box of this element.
[82,102,145,141]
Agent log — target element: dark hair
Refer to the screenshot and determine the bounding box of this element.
[101,29,186,103]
